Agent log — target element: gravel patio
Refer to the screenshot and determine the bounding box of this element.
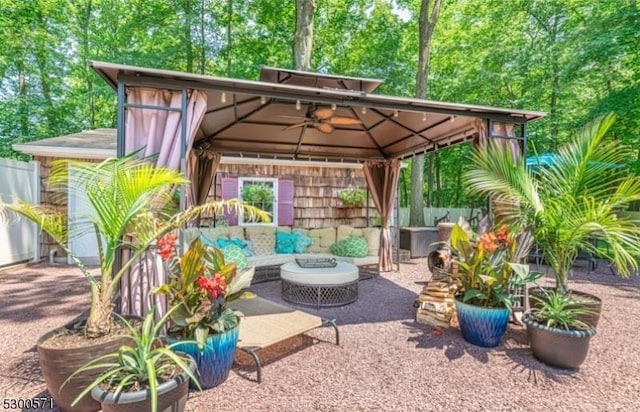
[1,259,638,412]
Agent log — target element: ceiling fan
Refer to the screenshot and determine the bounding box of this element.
[281,104,362,134]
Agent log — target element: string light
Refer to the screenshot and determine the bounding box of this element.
[422,112,427,121]
[296,100,301,110]
[260,96,267,104]
[220,92,227,103]
[361,106,367,115]
[393,110,399,118]
[450,115,456,123]
[331,103,337,111]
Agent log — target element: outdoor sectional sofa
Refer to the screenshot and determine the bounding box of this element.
[183,225,380,283]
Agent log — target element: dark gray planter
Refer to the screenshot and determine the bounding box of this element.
[91,356,195,412]
[522,312,596,369]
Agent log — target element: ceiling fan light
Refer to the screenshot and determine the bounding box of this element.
[296,100,301,110]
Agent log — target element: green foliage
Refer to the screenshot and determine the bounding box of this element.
[465,114,640,293]
[0,155,269,338]
[65,306,201,412]
[529,288,595,331]
[153,238,253,349]
[448,220,541,310]
[241,183,275,203]
[338,186,367,207]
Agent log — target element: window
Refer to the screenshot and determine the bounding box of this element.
[219,177,294,226]
[239,178,277,225]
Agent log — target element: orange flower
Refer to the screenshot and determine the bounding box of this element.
[479,232,498,253]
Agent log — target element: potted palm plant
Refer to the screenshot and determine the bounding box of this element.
[66,306,201,412]
[447,219,540,347]
[154,235,254,388]
[0,155,269,411]
[464,114,640,366]
[522,289,597,369]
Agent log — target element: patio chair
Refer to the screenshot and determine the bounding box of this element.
[228,296,339,383]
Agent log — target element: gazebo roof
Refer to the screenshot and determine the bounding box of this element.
[90,61,545,162]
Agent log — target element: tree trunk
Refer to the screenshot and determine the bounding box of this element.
[410,156,425,226]
[184,0,193,72]
[85,282,114,338]
[427,152,434,207]
[199,0,206,74]
[17,59,28,137]
[410,0,442,227]
[435,151,442,207]
[293,0,315,71]
[35,10,56,133]
[226,0,233,76]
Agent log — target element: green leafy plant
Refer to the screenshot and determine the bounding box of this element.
[241,183,275,203]
[464,114,640,294]
[338,186,366,207]
[528,289,596,330]
[66,306,201,412]
[447,219,541,310]
[0,155,270,338]
[153,235,253,349]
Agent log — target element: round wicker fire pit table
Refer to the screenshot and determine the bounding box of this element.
[280,261,359,309]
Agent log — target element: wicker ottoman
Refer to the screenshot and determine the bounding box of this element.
[280,262,359,309]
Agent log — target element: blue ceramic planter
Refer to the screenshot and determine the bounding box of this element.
[169,325,240,389]
[454,298,510,348]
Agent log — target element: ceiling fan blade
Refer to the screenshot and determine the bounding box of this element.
[283,122,308,131]
[314,108,334,120]
[326,116,363,125]
[316,123,334,134]
[279,115,309,120]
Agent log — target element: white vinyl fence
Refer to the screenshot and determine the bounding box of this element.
[0,158,40,266]
[397,207,481,227]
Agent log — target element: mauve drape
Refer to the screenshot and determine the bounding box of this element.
[187,148,221,225]
[363,159,401,272]
[119,87,207,318]
[473,119,520,160]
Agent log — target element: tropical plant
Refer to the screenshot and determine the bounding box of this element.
[0,155,270,338]
[153,235,253,349]
[528,288,596,331]
[338,186,366,207]
[447,219,540,310]
[66,306,201,412]
[464,114,640,294]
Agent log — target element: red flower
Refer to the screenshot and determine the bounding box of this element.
[196,274,227,300]
[496,225,509,244]
[157,233,177,261]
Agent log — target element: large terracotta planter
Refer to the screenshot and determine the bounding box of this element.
[528,287,602,328]
[523,312,596,369]
[91,356,195,412]
[169,323,240,389]
[454,297,510,348]
[37,318,136,412]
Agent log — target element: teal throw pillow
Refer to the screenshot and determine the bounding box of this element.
[294,233,313,253]
[221,244,249,269]
[200,235,219,249]
[275,231,297,254]
[216,236,233,248]
[330,236,368,257]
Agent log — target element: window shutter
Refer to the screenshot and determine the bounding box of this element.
[278,179,294,226]
[220,177,239,226]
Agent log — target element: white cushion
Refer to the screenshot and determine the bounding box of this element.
[281,261,358,285]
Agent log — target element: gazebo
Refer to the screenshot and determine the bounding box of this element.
[90,61,545,273]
